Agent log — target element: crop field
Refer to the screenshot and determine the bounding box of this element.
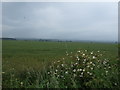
[2,40,119,88]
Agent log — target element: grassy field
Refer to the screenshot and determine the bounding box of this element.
[2,40,119,88]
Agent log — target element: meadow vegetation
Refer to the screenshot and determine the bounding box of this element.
[2,40,119,88]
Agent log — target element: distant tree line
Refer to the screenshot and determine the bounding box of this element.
[1,38,16,40]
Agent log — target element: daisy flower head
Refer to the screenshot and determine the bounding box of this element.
[73,69,76,72]
[97,50,100,53]
[80,69,82,71]
[61,64,64,67]
[77,50,80,53]
[83,69,85,72]
[82,53,85,56]
[89,73,92,75]
[93,56,96,59]
[90,62,93,64]
[91,52,93,55]
[65,71,68,74]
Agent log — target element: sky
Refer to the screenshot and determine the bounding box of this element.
[2,2,118,42]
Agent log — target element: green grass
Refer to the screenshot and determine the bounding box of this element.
[2,40,119,88]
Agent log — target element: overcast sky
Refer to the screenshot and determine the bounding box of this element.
[2,2,118,42]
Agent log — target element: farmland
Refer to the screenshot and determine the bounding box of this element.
[2,40,119,88]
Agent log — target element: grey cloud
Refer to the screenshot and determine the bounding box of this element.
[2,2,118,42]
